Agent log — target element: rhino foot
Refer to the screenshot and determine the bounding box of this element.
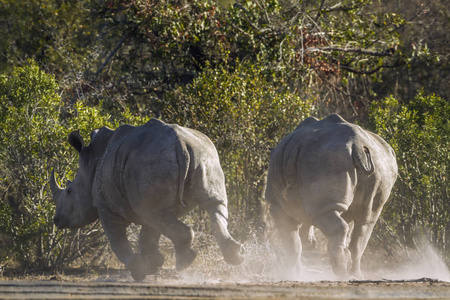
[221,239,245,266]
[330,247,351,280]
[349,266,364,280]
[144,251,165,275]
[128,254,148,282]
[175,247,197,271]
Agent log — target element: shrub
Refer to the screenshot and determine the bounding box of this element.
[0,61,143,269]
[369,91,449,261]
[159,60,314,237]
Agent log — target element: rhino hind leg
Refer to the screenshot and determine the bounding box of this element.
[139,226,164,274]
[142,214,197,271]
[204,202,245,266]
[270,204,302,274]
[315,210,352,279]
[346,215,379,280]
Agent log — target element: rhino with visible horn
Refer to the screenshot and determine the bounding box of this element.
[266,114,397,279]
[50,119,244,281]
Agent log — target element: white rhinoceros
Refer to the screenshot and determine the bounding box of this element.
[50,119,244,281]
[266,114,397,279]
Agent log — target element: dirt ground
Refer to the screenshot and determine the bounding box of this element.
[1,270,449,300]
[2,232,449,299]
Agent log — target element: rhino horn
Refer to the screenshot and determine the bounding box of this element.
[50,169,64,201]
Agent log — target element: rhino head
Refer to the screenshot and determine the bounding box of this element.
[50,130,100,229]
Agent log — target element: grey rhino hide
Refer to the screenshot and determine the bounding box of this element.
[51,119,244,281]
[266,114,398,279]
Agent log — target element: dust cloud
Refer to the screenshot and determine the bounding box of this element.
[365,235,450,282]
[173,232,450,284]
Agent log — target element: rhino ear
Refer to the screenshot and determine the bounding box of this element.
[68,130,84,153]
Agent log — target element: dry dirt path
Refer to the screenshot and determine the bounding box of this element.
[0,278,449,299]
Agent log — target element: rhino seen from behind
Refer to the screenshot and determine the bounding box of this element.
[50,119,244,281]
[266,114,398,279]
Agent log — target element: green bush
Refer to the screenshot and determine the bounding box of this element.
[0,61,143,269]
[0,59,313,269]
[159,60,314,236]
[369,91,449,260]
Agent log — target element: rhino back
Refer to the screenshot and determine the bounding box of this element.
[92,119,226,222]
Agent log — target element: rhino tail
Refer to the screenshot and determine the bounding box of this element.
[352,144,375,175]
[176,141,190,208]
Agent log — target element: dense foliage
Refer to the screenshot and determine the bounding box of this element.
[370,91,449,256]
[0,0,449,270]
[0,62,143,269]
[159,61,313,230]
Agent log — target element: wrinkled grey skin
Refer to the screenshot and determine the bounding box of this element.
[50,119,244,281]
[266,114,397,279]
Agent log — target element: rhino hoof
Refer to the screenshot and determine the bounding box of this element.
[144,251,165,275]
[223,240,245,266]
[330,247,351,280]
[128,254,148,282]
[349,269,364,280]
[175,248,197,271]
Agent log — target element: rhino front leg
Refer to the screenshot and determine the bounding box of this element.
[205,202,244,266]
[270,203,302,275]
[99,211,148,281]
[139,226,164,274]
[299,224,316,251]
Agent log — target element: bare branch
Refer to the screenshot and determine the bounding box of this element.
[314,0,327,23]
[315,46,397,57]
[94,36,127,77]
[340,59,403,75]
[309,2,361,15]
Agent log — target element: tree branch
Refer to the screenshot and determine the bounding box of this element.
[314,0,327,23]
[315,46,396,57]
[94,36,127,77]
[340,59,403,75]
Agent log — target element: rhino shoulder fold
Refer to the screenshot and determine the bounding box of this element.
[91,127,114,142]
[294,114,349,133]
[145,118,166,127]
[295,116,319,131]
[322,113,347,124]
